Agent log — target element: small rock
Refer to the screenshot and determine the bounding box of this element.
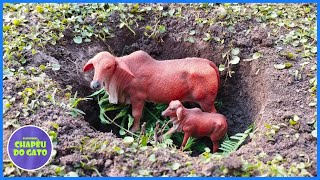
[104,159,113,167]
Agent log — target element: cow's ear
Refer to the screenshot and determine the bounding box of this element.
[83,59,94,72]
[117,61,134,77]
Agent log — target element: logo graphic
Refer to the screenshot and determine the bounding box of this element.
[7,125,53,171]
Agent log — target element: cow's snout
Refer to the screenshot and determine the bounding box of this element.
[90,80,101,89]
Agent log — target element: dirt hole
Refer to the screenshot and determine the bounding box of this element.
[37,29,259,155]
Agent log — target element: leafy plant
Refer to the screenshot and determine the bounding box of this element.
[67,91,90,117]
[219,47,241,79]
[219,124,254,154]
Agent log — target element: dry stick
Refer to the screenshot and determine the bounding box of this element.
[159,119,172,137]
[103,113,139,138]
[153,121,160,145]
[137,122,146,147]
[135,122,146,155]
[145,108,170,136]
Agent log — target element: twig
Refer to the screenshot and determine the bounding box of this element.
[91,167,102,177]
[160,119,172,136]
[137,122,146,147]
[135,122,146,155]
[103,113,139,138]
[153,121,160,145]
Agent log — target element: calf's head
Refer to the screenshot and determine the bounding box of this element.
[162,100,184,121]
[83,51,134,90]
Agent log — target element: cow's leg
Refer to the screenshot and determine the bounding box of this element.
[130,100,145,133]
[199,101,217,113]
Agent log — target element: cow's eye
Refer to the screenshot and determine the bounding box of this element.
[106,66,111,69]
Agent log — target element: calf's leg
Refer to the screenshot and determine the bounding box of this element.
[212,141,219,152]
[180,132,191,151]
[210,134,221,152]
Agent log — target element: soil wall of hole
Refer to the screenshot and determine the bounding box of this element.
[32,27,260,146]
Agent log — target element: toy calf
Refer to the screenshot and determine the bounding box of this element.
[161,100,228,152]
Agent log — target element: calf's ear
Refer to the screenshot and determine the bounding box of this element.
[83,60,94,72]
[176,107,183,121]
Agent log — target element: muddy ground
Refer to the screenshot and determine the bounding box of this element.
[3,4,317,176]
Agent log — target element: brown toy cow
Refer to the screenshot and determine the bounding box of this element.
[83,50,220,132]
[161,100,227,152]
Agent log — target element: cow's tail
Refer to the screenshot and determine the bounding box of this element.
[209,62,220,89]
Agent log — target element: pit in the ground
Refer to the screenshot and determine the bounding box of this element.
[42,33,257,155]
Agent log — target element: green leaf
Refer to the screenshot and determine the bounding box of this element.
[3,68,14,79]
[127,114,134,130]
[230,56,240,64]
[64,171,79,177]
[119,22,125,28]
[138,169,150,176]
[140,135,148,146]
[36,5,44,13]
[157,6,163,11]
[286,52,296,60]
[274,62,292,70]
[231,48,240,55]
[312,130,317,138]
[218,64,225,71]
[119,129,126,136]
[119,118,126,135]
[169,9,175,16]
[123,136,134,145]
[219,125,253,154]
[274,64,286,70]
[308,102,316,107]
[52,122,59,130]
[252,52,262,59]
[12,19,21,26]
[189,30,196,36]
[114,108,128,120]
[145,25,152,31]
[203,33,212,41]
[149,154,156,162]
[158,25,166,33]
[73,36,82,44]
[87,88,105,97]
[52,63,61,71]
[172,162,181,170]
[99,113,111,124]
[4,166,15,175]
[289,119,298,125]
[186,37,195,43]
[286,62,293,68]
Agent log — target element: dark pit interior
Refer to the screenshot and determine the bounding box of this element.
[39,28,260,155]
